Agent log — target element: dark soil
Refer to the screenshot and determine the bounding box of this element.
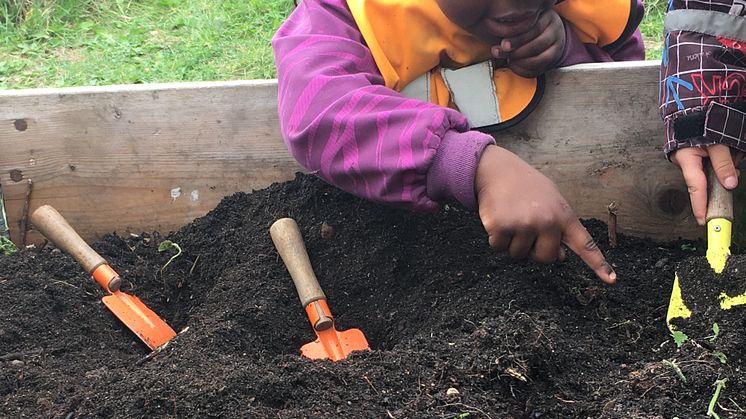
[1,173,745,418]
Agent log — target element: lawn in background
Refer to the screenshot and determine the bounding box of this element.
[641,0,666,59]
[1,0,665,89]
[0,0,295,88]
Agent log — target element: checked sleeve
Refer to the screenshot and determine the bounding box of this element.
[659,0,746,157]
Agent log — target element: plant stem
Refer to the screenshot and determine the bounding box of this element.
[662,359,687,385]
[160,242,182,273]
[707,378,728,418]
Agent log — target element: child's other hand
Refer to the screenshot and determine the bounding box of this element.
[475,145,616,284]
[491,9,565,78]
[671,145,743,225]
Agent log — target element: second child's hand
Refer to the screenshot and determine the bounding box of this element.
[672,144,743,225]
[475,145,617,284]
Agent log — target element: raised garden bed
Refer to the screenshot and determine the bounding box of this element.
[2,174,744,418]
[2,61,745,418]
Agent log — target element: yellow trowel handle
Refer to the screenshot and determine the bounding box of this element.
[706,162,733,273]
[30,205,121,292]
[270,218,334,331]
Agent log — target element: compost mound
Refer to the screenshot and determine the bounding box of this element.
[2,173,745,418]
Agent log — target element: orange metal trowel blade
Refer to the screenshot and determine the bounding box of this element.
[102,291,177,350]
[301,327,370,362]
[269,218,369,361]
[301,299,369,361]
[30,204,177,350]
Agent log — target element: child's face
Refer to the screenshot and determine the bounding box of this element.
[436,0,558,45]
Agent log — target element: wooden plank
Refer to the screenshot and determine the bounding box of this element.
[0,80,302,245]
[0,61,718,244]
[500,60,705,240]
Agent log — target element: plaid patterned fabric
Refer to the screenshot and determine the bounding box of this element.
[659,0,746,157]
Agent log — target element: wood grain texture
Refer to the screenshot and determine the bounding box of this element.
[498,61,708,240]
[0,62,726,243]
[0,80,302,244]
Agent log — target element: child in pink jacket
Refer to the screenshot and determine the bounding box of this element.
[273,0,645,284]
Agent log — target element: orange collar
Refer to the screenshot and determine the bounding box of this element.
[346,0,633,91]
[346,0,490,91]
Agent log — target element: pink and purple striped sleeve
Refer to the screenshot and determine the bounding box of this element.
[271,0,496,211]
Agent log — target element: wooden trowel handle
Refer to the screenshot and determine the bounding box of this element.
[30,205,120,292]
[706,162,734,222]
[269,218,326,307]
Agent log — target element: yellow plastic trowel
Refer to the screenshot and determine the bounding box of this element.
[667,163,746,332]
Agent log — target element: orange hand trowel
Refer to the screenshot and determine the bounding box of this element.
[31,205,176,350]
[270,218,370,361]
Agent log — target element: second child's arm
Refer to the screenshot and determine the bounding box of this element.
[660,1,746,224]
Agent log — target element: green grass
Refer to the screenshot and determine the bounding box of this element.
[0,0,666,89]
[0,0,295,89]
[640,0,667,60]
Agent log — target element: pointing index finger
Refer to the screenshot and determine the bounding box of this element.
[563,219,616,284]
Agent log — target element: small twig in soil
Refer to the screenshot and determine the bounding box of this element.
[662,359,687,385]
[554,394,578,404]
[386,410,397,419]
[607,202,618,248]
[707,378,728,419]
[728,397,744,412]
[413,372,423,405]
[135,340,171,366]
[605,320,642,343]
[436,365,446,387]
[189,254,201,276]
[640,384,659,399]
[19,179,33,247]
[677,358,719,373]
[35,239,49,251]
[506,299,515,310]
[605,320,633,330]
[318,364,348,386]
[51,280,80,289]
[362,374,380,396]
[512,311,553,351]
[602,398,618,412]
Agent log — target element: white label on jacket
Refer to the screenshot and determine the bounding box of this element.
[440,60,500,129]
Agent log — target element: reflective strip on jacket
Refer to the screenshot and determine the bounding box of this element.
[347,0,641,131]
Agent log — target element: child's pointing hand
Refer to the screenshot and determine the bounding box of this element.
[475,145,616,284]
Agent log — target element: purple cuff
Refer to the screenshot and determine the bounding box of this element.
[426,130,496,209]
[559,18,645,67]
[559,20,608,66]
[559,19,585,67]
